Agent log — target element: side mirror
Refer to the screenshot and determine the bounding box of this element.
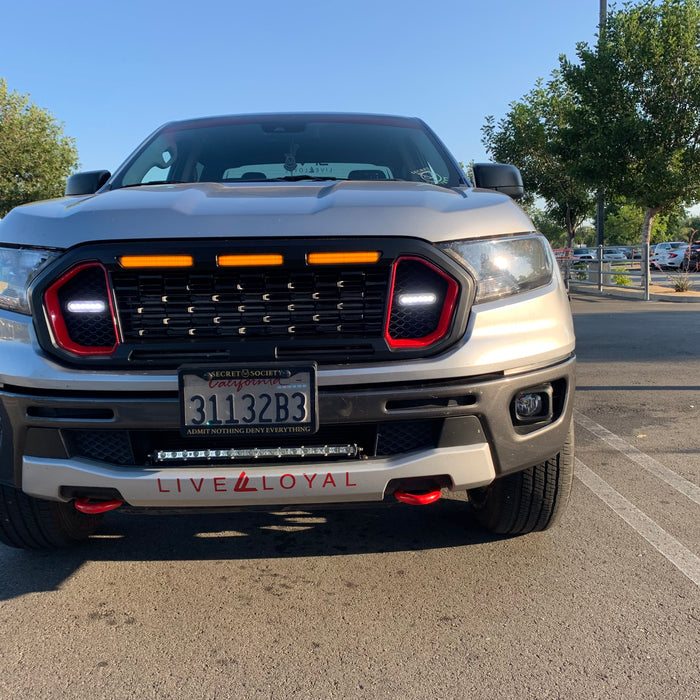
[65,170,111,196]
[472,163,524,200]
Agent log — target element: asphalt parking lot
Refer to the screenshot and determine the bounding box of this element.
[1,293,698,699]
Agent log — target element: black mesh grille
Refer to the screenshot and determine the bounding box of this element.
[57,267,116,347]
[388,260,450,339]
[111,268,389,341]
[376,420,441,455]
[63,430,134,465]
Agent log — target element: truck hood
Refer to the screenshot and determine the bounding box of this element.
[1,181,534,248]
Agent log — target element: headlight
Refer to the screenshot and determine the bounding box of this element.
[0,246,61,314]
[438,234,553,304]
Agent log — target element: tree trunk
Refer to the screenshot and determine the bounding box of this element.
[565,205,575,249]
[641,206,661,245]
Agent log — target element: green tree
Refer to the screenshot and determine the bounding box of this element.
[682,214,700,238]
[0,79,79,217]
[561,0,700,245]
[527,207,567,248]
[521,203,600,249]
[664,212,700,243]
[603,203,645,245]
[482,73,595,249]
[603,201,680,245]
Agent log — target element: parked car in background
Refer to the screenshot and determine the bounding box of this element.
[573,247,627,261]
[653,241,687,255]
[607,247,634,260]
[651,241,687,268]
[659,248,688,269]
[681,243,700,271]
[603,248,628,261]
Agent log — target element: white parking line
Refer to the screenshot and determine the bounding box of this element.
[574,410,700,506]
[576,459,700,588]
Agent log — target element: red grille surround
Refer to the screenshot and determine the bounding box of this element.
[384,256,459,349]
[44,262,120,356]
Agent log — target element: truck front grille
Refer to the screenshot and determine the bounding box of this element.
[34,238,472,366]
[111,267,389,341]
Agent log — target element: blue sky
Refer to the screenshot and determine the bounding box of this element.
[1,0,601,173]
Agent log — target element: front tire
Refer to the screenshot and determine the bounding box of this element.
[468,424,574,535]
[0,484,102,549]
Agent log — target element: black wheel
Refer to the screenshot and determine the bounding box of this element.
[468,423,574,535]
[0,484,102,549]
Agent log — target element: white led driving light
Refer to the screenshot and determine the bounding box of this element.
[397,293,438,306]
[66,300,107,313]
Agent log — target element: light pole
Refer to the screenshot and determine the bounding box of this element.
[596,0,607,248]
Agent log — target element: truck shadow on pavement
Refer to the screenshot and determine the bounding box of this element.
[0,499,501,601]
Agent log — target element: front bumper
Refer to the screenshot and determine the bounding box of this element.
[23,445,495,507]
[0,357,574,508]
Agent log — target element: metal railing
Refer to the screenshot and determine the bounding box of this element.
[554,245,650,301]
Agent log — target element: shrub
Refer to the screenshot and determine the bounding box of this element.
[671,274,695,292]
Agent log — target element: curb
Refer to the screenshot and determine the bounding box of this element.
[569,286,700,303]
[649,292,700,303]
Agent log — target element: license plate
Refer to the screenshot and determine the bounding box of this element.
[178,363,318,437]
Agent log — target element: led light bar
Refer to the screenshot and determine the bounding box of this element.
[66,300,108,313]
[153,444,359,463]
[307,251,380,265]
[217,254,284,266]
[397,293,437,306]
[119,255,194,268]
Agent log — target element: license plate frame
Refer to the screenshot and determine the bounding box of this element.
[178,363,318,438]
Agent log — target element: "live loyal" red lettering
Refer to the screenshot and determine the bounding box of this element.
[156,471,357,494]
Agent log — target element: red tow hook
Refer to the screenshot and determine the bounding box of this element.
[74,498,123,514]
[393,489,442,506]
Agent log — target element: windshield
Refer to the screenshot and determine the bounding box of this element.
[110,115,465,189]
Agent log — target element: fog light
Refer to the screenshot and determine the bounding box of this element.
[511,384,555,428]
[515,392,544,419]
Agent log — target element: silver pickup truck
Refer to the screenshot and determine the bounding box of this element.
[0,113,575,549]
